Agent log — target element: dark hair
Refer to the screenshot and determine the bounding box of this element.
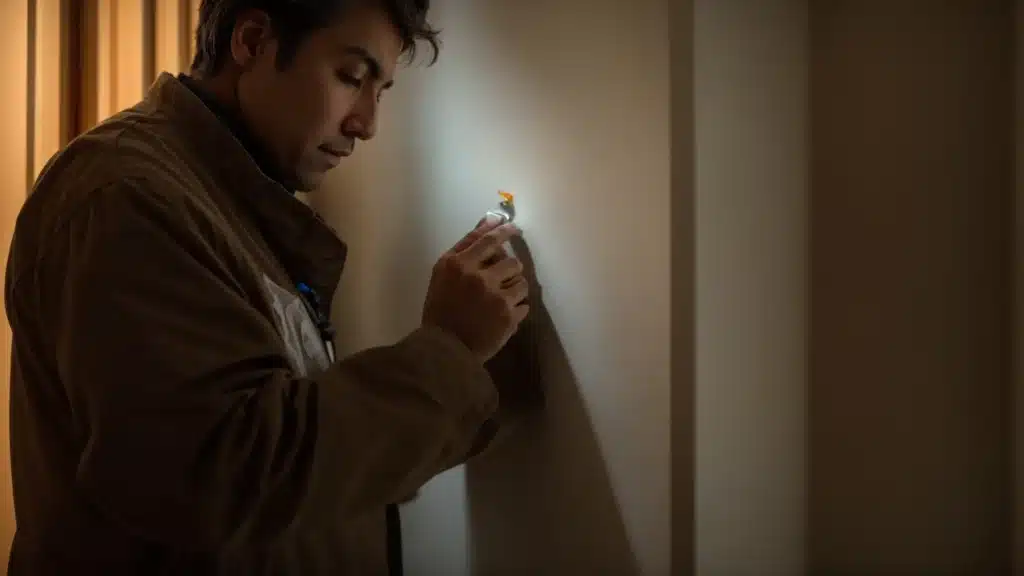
[191,0,440,76]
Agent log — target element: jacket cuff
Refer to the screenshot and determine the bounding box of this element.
[405,325,499,422]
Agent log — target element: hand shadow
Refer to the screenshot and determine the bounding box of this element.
[467,234,641,576]
[480,234,548,416]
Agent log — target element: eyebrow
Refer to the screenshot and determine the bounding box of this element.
[342,45,394,90]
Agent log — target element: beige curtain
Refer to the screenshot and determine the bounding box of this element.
[0,1,200,570]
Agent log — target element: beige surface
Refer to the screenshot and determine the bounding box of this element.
[671,0,695,573]
[694,1,808,574]
[311,0,670,574]
[810,2,1014,573]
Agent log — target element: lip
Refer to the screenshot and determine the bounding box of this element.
[319,145,351,159]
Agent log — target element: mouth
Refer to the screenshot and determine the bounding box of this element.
[319,145,352,159]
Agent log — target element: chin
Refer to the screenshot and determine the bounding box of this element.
[292,172,326,193]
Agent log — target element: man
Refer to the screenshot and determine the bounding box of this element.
[4,0,543,573]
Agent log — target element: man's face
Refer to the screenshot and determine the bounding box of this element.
[235,4,403,191]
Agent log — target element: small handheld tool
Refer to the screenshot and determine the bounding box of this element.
[485,190,516,224]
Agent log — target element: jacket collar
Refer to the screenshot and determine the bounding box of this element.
[144,73,347,305]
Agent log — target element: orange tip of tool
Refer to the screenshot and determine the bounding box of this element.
[498,190,515,204]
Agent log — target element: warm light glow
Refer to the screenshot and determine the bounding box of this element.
[33,0,62,178]
[0,2,200,568]
[114,0,146,112]
[0,0,29,567]
[155,0,187,77]
[95,0,114,122]
[189,0,201,65]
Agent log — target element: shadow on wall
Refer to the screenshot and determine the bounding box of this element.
[465,237,640,576]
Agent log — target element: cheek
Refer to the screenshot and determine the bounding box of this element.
[318,78,362,129]
[274,73,332,156]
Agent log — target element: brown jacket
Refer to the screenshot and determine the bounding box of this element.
[5,73,540,575]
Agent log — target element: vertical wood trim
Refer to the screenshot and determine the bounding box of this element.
[0,0,32,557]
[61,0,78,145]
[79,0,99,133]
[25,0,36,189]
[180,0,192,71]
[97,0,115,121]
[113,0,146,111]
[155,0,192,75]
[142,0,156,88]
[32,0,64,178]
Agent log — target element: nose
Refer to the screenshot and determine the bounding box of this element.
[342,89,378,141]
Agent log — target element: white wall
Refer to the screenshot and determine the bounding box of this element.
[314,2,1023,574]
[694,1,808,574]
[312,0,670,574]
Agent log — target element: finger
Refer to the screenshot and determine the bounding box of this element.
[484,255,524,286]
[502,276,530,306]
[450,216,504,253]
[475,214,506,234]
[461,223,520,263]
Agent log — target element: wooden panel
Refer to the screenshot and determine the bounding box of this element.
[0,0,193,568]
[113,0,146,112]
[0,0,30,569]
[92,0,114,122]
[32,0,63,177]
[80,0,165,129]
[155,0,190,75]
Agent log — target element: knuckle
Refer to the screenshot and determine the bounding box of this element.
[480,234,500,250]
[468,270,489,292]
[437,253,459,272]
[448,256,476,279]
[496,301,514,323]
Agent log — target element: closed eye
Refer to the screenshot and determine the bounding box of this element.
[336,71,363,88]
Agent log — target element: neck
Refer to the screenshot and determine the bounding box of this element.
[180,72,294,193]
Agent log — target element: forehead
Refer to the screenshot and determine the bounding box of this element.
[304,4,404,79]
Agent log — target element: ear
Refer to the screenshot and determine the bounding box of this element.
[229,9,275,69]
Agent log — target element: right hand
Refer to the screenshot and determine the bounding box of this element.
[422,219,530,362]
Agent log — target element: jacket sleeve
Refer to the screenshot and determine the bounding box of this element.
[396,243,549,504]
[38,181,498,551]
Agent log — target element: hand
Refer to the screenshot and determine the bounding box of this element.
[422,218,530,362]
